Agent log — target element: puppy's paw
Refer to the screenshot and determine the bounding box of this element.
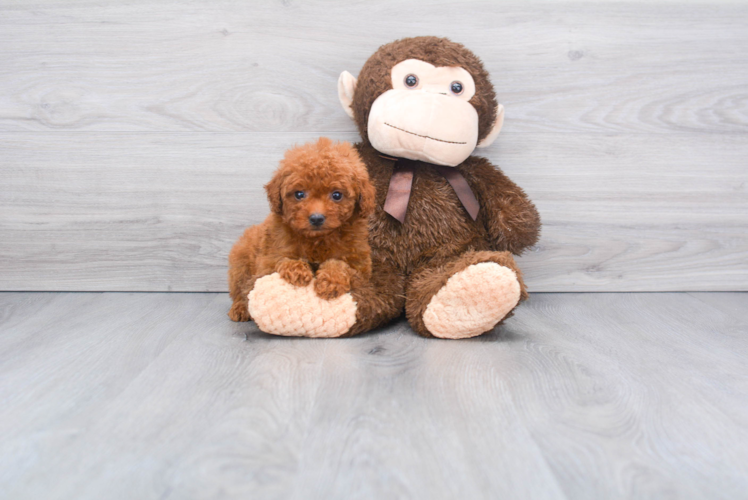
[277,259,314,287]
[314,265,352,300]
[229,301,251,322]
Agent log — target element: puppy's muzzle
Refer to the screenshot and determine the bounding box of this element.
[309,213,326,227]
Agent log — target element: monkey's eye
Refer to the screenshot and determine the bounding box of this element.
[294,191,306,200]
[404,74,419,88]
[331,191,343,202]
[450,81,464,95]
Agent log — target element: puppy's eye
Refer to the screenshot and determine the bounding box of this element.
[450,81,464,95]
[331,191,343,202]
[404,74,418,88]
[294,191,306,200]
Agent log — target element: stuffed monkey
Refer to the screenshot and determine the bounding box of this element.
[247,36,540,339]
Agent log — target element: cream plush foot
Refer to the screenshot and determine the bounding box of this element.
[422,262,521,339]
[248,273,357,337]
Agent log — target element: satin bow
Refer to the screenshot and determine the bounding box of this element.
[382,157,480,224]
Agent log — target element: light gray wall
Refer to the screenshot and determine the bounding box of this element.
[1,0,746,291]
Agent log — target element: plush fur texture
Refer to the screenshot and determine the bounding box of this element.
[227,137,375,322]
[248,274,357,337]
[347,37,540,337]
[422,262,521,339]
[352,36,498,144]
[345,143,540,337]
[247,37,541,339]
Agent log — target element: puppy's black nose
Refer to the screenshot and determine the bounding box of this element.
[309,213,326,227]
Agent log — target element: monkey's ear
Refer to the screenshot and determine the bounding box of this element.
[476,103,505,149]
[338,71,357,119]
[264,170,286,215]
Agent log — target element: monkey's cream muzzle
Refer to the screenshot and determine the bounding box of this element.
[367,89,479,167]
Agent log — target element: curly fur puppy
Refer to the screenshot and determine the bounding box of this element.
[228,137,376,322]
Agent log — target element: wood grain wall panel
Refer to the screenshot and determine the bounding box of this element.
[1,1,746,290]
[0,2,746,134]
[2,131,746,291]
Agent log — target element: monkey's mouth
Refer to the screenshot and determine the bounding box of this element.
[384,122,467,145]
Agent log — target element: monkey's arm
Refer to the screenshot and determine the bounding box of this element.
[460,157,541,255]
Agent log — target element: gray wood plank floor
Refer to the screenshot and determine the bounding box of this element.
[1,292,746,499]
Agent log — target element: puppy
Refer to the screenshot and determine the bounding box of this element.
[228,137,376,322]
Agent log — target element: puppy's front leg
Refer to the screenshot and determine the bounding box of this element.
[276,258,314,287]
[314,259,354,300]
[229,299,252,322]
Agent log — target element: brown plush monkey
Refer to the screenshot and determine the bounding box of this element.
[248,37,540,339]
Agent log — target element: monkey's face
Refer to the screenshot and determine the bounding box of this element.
[339,38,505,166]
[368,59,480,167]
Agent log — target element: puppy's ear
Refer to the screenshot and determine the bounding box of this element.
[264,169,287,215]
[356,174,377,217]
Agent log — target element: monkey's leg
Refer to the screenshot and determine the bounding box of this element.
[248,255,405,338]
[405,251,528,339]
[345,257,406,336]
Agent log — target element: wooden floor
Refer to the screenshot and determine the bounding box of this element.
[1,292,746,499]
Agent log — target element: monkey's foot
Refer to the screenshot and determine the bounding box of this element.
[248,273,357,337]
[422,263,521,339]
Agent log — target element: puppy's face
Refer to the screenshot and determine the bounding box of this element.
[265,139,376,238]
[281,172,357,236]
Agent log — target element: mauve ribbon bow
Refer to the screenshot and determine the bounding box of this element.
[382,157,480,224]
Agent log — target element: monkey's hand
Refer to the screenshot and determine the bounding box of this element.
[486,194,541,255]
[461,158,541,255]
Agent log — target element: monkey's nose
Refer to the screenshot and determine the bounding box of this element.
[309,213,326,227]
